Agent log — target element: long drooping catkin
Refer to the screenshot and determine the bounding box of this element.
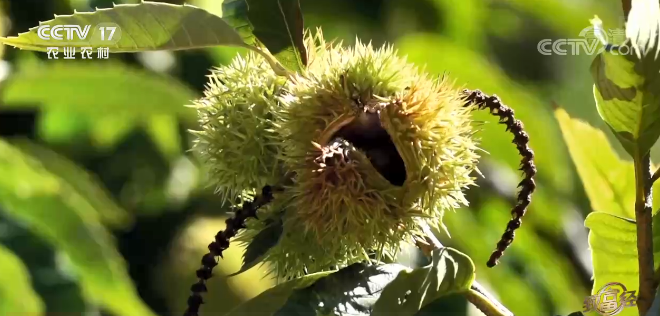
[462,89,537,268]
[183,185,274,316]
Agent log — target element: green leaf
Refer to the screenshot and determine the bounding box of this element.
[222,0,259,46]
[555,108,660,219]
[230,217,283,276]
[277,263,408,315]
[2,62,197,119]
[11,139,133,228]
[222,0,307,72]
[4,62,196,156]
[225,262,411,315]
[223,270,334,315]
[590,18,660,157]
[0,244,45,315]
[0,139,157,316]
[585,212,660,316]
[0,1,245,52]
[372,248,475,316]
[0,1,291,76]
[555,108,636,219]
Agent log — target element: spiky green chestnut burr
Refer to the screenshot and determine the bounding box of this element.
[239,32,481,278]
[190,53,287,203]
[192,30,481,279]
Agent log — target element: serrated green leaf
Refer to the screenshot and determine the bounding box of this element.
[0,243,45,315]
[555,108,660,219]
[0,139,157,316]
[585,212,660,316]
[590,18,660,157]
[0,1,245,53]
[222,0,307,72]
[230,217,283,276]
[372,248,475,316]
[0,2,291,76]
[11,139,133,228]
[2,62,198,119]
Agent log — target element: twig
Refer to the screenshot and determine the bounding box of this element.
[183,185,275,316]
[651,167,660,184]
[634,153,655,315]
[416,222,514,316]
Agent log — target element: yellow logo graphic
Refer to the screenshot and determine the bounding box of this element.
[583,282,638,316]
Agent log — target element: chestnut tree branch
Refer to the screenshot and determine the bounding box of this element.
[651,167,660,185]
[634,153,655,315]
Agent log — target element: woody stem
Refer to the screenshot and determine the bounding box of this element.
[634,153,655,315]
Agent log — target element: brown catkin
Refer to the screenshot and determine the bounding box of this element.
[183,185,274,316]
[461,89,537,268]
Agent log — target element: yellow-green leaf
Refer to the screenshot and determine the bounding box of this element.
[0,244,45,315]
[0,139,156,316]
[585,212,660,316]
[555,108,660,219]
[555,108,636,219]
